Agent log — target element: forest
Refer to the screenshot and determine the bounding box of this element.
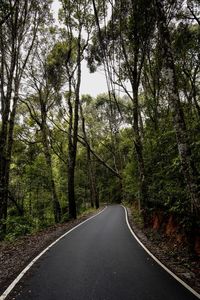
[0,0,199,250]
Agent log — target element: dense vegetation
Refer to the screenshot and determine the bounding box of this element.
[0,0,199,242]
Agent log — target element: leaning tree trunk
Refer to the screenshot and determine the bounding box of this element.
[154,0,200,215]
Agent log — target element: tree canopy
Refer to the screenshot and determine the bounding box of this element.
[0,0,199,242]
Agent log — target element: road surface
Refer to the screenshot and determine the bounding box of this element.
[8,205,198,299]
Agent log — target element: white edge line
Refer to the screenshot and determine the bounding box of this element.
[0,206,107,300]
[121,205,200,300]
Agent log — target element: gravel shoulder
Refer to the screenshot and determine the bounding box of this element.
[126,207,200,295]
[0,208,103,296]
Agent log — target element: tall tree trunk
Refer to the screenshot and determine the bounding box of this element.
[80,101,99,209]
[67,30,82,219]
[47,157,61,223]
[117,0,148,210]
[132,85,148,210]
[154,0,200,215]
[67,75,76,219]
[87,149,99,209]
[41,119,61,223]
[0,93,18,236]
[88,152,94,208]
[0,39,17,236]
[3,92,18,226]
[0,142,8,237]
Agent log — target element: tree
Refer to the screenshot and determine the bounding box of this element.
[0,0,52,237]
[58,0,96,218]
[0,0,17,26]
[90,0,156,210]
[173,23,200,118]
[80,96,99,208]
[22,32,62,222]
[153,0,200,215]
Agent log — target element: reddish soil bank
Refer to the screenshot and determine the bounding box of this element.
[127,207,200,294]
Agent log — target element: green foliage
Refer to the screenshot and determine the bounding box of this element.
[46,39,76,89]
[4,216,33,241]
[60,212,70,224]
[1,0,200,241]
[123,160,139,201]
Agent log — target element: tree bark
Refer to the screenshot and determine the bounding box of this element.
[116,0,149,210]
[0,12,18,235]
[132,85,148,209]
[67,32,81,219]
[87,148,99,209]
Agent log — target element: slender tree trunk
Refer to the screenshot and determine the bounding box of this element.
[88,154,94,208]
[88,149,99,209]
[80,99,99,209]
[67,29,82,219]
[0,29,6,232]
[42,137,61,223]
[68,159,76,219]
[67,75,76,219]
[8,191,24,216]
[190,76,200,118]
[67,117,77,220]
[117,0,148,210]
[154,0,200,215]
[139,106,145,140]
[2,93,18,227]
[0,97,18,235]
[40,106,61,223]
[132,86,148,209]
[0,148,8,237]
[0,55,17,237]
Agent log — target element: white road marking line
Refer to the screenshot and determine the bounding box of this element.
[0,207,107,300]
[121,205,200,299]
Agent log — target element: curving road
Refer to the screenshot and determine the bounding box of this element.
[8,205,198,300]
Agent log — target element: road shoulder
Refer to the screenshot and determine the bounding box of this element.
[0,207,104,296]
[125,205,200,296]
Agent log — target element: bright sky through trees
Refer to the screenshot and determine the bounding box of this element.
[51,0,108,96]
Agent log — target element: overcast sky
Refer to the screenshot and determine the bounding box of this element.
[51,0,108,97]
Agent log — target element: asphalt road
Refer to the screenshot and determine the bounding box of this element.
[9,205,198,300]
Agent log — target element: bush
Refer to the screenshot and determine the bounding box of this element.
[4,216,33,241]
